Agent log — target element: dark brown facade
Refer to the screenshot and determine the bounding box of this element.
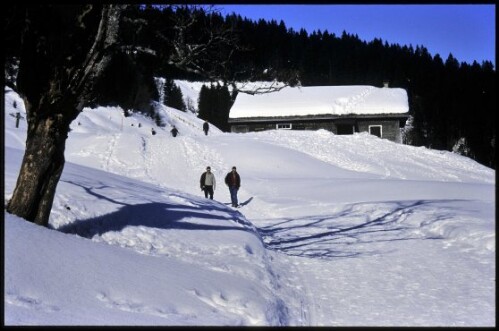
[229,114,409,143]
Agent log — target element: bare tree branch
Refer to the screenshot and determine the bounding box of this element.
[165,6,240,80]
[233,80,290,95]
[67,4,127,110]
[162,5,300,95]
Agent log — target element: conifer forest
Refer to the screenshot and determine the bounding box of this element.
[4,5,496,168]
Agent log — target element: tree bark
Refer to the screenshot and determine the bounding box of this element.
[6,4,125,227]
[7,110,74,226]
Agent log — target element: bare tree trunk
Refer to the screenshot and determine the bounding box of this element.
[6,4,125,227]
[7,109,75,226]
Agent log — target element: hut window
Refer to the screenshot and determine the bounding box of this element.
[337,124,355,135]
[232,125,249,133]
[276,123,292,130]
[369,125,382,138]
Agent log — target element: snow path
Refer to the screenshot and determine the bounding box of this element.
[63,113,494,326]
[5,87,494,326]
[254,199,494,325]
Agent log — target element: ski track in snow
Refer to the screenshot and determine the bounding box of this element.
[62,118,494,326]
[64,123,310,324]
[6,93,494,326]
[79,127,487,325]
[5,292,61,314]
[67,122,493,326]
[254,198,494,325]
[96,291,186,321]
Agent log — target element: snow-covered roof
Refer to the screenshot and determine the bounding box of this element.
[229,85,409,119]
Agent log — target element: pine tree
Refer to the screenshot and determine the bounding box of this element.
[196,83,233,132]
[213,84,232,131]
[197,84,211,121]
[163,79,186,111]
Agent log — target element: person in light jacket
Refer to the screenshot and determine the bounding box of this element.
[200,166,216,199]
[224,166,241,207]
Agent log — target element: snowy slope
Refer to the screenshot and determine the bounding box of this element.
[4,85,495,326]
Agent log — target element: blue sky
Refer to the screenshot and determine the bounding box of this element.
[218,4,495,67]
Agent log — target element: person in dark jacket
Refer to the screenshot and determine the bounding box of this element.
[171,125,179,137]
[200,166,216,199]
[224,166,241,207]
[203,121,209,136]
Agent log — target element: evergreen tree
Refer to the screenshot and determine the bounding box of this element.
[197,83,233,132]
[197,84,211,121]
[119,6,499,167]
[163,79,186,111]
[12,4,491,169]
[213,83,232,131]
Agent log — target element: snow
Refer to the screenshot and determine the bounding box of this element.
[229,85,409,119]
[173,79,290,116]
[173,79,207,114]
[4,84,495,326]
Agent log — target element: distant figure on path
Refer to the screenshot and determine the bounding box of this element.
[203,121,209,136]
[225,166,241,207]
[151,128,156,135]
[15,112,22,128]
[171,126,179,137]
[200,166,216,199]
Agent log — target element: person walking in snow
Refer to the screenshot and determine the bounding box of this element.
[171,125,179,137]
[200,166,216,199]
[225,166,241,207]
[203,121,209,136]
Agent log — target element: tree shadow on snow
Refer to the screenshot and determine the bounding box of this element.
[257,199,466,260]
[56,181,254,239]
